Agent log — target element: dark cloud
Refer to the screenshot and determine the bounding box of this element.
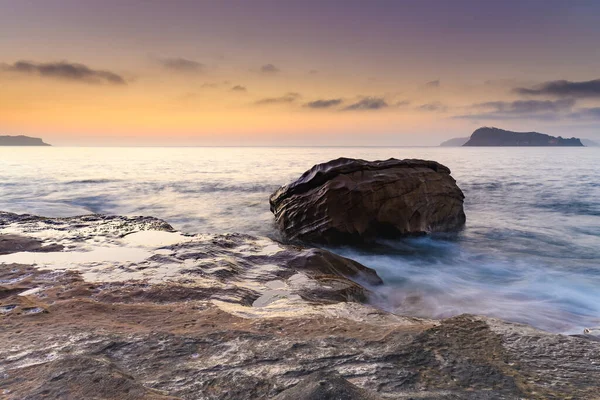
[308,69,318,75]
[343,97,388,111]
[567,107,600,120]
[231,85,247,92]
[260,64,280,74]
[418,102,447,112]
[425,79,440,87]
[477,98,576,114]
[2,60,126,85]
[304,99,342,109]
[515,79,600,98]
[160,57,204,72]
[396,100,411,107]
[255,92,300,105]
[484,78,521,86]
[454,98,576,120]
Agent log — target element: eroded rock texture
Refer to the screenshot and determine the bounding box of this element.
[1,212,599,400]
[270,158,466,244]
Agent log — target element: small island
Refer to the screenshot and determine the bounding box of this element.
[439,137,469,147]
[0,135,51,146]
[463,127,583,147]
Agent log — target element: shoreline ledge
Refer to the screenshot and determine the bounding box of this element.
[0,211,599,398]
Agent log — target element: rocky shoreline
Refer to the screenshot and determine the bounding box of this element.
[1,211,599,399]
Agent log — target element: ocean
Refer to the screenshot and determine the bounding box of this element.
[1,146,599,334]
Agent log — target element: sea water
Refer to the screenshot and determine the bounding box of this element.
[1,146,598,333]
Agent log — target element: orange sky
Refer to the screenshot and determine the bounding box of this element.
[1,0,600,145]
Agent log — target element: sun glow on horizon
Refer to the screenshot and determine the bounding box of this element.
[2,0,600,145]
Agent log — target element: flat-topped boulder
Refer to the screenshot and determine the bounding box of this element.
[270,157,466,244]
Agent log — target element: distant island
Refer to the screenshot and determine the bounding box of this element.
[0,135,51,146]
[439,137,469,147]
[463,127,583,146]
[439,127,585,147]
[581,138,599,147]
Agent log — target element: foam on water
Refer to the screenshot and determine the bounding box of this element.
[123,230,190,247]
[1,146,599,333]
[0,246,151,266]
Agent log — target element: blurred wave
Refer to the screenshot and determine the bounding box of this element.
[0,146,599,333]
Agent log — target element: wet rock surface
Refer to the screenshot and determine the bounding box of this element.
[1,212,599,399]
[582,327,600,341]
[273,372,384,400]
[0,234,63,255]
[269,157,466,244]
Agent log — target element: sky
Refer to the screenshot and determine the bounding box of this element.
[1,0,600,146]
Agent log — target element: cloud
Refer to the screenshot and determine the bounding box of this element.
[343,97,388,111]
[260,64,280,74]
[479,99,575,114]
[567,107,600,120]
[308,69,318,75]
[396,100,411,107]
[425,79,440,87]
[454,98,576,120]
[2,60,126,85]
[515,79,600,98]
[255,92,300,105]
[484,78,521,86]
[418,102,447,112]
[231,85,247,92]
[201,82,219,88]
[176,92,200,102]
[160,57,204,73]
[304,99,343,109]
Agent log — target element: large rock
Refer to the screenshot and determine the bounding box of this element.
[270,157,466,244]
